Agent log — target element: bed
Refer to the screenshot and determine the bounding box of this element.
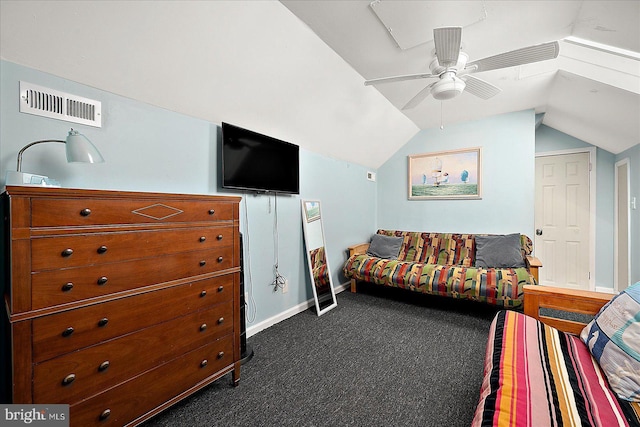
[472,284,640,426]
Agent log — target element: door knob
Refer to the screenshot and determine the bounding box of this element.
[536,229,543,236]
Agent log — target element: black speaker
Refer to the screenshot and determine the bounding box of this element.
[239,232,254,364]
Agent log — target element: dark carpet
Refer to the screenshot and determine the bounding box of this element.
[143,285,502,427]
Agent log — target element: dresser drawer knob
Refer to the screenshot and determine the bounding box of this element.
[97,276,108,286]
[97,245,108,254]
[80,208,92,217]
[217,351,225,359]
[98,360,110,372]
[217,256,223,263]
[208,209,215,215]
[99,409,111,421]
[199,260,206,267]
[62,373,76,386]
[217,317,224,325]
[62,327,74,337]
[98,318,109,327]
[217,234,223,240]
[61,248,74,257]
[61,282,74,292]
[199,323,207,332]
[217,285,224,293]
[200,290,207,297]
[199,236,206,242]
[200,359,208,368]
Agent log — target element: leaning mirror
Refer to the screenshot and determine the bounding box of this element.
[301,200,337,316]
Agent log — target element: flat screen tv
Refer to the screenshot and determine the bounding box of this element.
[221,122,299,194]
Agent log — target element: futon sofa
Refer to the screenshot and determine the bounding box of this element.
[310,246,330,293]
[472,284,640,426]
[343,230,541,308]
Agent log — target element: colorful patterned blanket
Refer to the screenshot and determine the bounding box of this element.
[472,310,640,426]
[310,246,330,292]
[343,230,536,307]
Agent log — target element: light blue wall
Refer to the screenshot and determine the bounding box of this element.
[0,60,376,327]
[535,125,616,290]
[377,110,536,236]
[240,152,375,324]
[616,143,640,285]
[0,61,215,194]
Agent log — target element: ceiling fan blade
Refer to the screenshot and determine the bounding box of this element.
[466,41,559,73]
[364,72,437,86]
[402,82,437,110]
[433,27,462,67]
[461,75,501,99]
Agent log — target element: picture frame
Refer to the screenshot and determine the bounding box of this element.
[408,147,482,200]
[303,200,321,222]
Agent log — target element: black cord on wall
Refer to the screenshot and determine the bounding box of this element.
[271,193,287,292]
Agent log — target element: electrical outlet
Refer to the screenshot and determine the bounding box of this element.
[282,279,289,293]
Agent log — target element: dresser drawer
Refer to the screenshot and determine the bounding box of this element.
[31,246,235,310]
[69,334,235,426]
[34,301,233,404]
[32,274,236,363]
[4,186,241,418]
[31,198,234,227]
[31,226,235,271]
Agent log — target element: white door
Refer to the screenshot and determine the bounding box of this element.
[535,153,590,290]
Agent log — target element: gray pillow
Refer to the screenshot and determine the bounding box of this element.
[367,234,403,259]
[475,234,526,268]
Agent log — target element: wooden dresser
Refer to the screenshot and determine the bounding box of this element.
[1,186,241,426]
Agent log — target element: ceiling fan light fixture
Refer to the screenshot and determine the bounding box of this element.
[430,52,468,75]
[365,26,560,106]
[431,74,466,100]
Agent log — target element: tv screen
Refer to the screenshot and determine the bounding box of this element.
[221,123,299,194]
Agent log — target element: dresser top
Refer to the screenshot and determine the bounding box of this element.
[3,185,241,202]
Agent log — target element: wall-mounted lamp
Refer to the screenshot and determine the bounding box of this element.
[5,128,105,187]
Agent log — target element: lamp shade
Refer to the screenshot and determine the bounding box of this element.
[6,128,105,187]
[65,129,105,163]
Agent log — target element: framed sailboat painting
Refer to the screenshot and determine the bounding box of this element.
[408,147,482,200]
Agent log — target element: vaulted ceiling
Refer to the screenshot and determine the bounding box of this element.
[1,1,638,171]
[282,0,640,155]
[0,1,418,169]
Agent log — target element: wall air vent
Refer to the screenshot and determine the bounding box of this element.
[19,81,102,127]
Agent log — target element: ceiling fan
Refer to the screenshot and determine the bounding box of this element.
[365,27,560,109]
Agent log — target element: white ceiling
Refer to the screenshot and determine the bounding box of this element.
[1,1,637,170]
[282,0,640,154]
[0,1,417,170]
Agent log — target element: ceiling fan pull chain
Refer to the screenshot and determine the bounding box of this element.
[440,101,444,130]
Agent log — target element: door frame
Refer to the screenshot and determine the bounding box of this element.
[535,147,596,290]
[614,158,631,292]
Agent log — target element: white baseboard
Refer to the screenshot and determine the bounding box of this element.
[595,286,617,294]
[246,281,350,338]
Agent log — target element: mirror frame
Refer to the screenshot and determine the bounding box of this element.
[301,200,337,316]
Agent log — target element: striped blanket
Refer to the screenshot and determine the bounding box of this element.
[472,310,640,426]
[343,230,536,307]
